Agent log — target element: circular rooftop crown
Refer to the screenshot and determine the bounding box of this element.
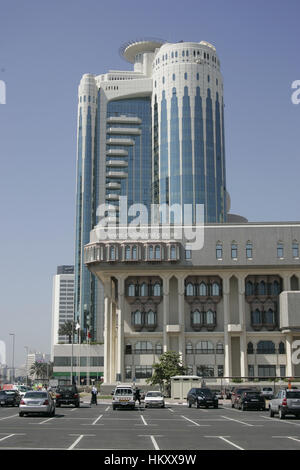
[120,39,166,63]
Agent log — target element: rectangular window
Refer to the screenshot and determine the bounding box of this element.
[280,365,286,378]
[217,365,224,377]
[196,365,214,377]
[125,366,132,379]
[216,244,222,259]
[185,249,192,259]
[258,365,276,378]
[293,242,299,258]
[231,244,238,259]
[248,365,255,377]
[135,366,152,379]
[277,243,284,258]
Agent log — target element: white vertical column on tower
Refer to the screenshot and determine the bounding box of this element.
[222,276,232,381]
[285,332,294,378]
[116,275,126,382]
[103,277,112,384]
[238,275,247,378]
[177,275,186,364]
[162,275,170,353]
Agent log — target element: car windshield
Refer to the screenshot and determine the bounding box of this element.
[18,387,28,392]
[146,392,162,397]
[24,392,48,399]
[196,389,212,396]
[263,388,272,391]
[286,391,300,399]
[243,392,260,397]
[57,386,75,391]
[4,391,16,396]
[115,389,132,395]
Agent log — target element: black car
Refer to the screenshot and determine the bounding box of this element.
[235,390,266,411]
[0,390,21,407]
[55,385,80,407]
[187,388,218,409]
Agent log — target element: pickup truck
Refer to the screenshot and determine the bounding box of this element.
[112,385,135,410]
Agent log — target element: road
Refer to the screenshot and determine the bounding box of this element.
[0,400,300,450]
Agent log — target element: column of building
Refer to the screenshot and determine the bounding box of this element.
[222,276,232,381]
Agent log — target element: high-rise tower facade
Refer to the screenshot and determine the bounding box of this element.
[75,40,227,341]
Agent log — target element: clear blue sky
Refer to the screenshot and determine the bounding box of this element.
[0,0,299,368]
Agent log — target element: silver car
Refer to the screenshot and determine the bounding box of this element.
[19,391,55,417]
[269,389,300,419]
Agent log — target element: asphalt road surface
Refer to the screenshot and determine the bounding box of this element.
[1,401,300,451]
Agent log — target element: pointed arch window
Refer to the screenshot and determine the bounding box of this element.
[146,310,156,326]
[125,245,131,260]
[153,283,161,296]
[246,242,253,259]
[128,284,135,297]
[277,241,284,258]
[212,282,220,296]
[186,283,194,296]
[191,310,201,325]
[140,283,148,297]
[199,282,207,296]
[206,310,215,325]
[246,281,254,296]
[155,245,161,260]
[231,242,238,259]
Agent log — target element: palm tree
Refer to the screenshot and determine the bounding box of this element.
[30,361,47,380]
[58,320,74,344]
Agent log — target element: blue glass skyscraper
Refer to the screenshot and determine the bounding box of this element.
[75,40,227,341]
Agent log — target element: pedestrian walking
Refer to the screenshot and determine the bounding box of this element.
[135,388,141,405]
[90,385,98,405]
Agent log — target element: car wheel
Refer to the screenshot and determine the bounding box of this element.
[269,407,275,417]
[112,405,116,410]
[279,408,285,420]
[196,403,200,409]
[19,412,24,417]
[231,403,235,408]
[75,402,80,408]
[188,401,192,408]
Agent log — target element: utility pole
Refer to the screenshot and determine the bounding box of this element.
[9,334,15,383]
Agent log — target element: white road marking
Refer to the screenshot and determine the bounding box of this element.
[68,435,84,450]
[218,436,244,451]
[92,414,103,425]
[105,406,110,411]
[181,415,209,427]
[150,435,160,450]
[262,416,300,426]
[39,417,55,424]
[168,408,174,413]
[0,434,16,442]
[140,415,148,426]
[273,436,300,443]
[0,414,18,421]
[221,415,255,427]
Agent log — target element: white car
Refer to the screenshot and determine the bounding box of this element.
[144,391,165,408]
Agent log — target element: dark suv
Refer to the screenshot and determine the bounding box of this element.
[55,385,80,407]
[235,390,266,411]
[187,388,218,409]
[231,387,257,408]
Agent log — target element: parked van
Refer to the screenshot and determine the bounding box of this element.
[112,384,135,410]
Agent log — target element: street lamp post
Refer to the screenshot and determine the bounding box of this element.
[24,346,28,386]
[9,334,15,383]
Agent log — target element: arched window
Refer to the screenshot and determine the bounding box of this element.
[246,242,253,259]
[231,242,238,259]
[264,308,275,325]
[257,341,275,354]
[128,284,135,296]
[252,309,262,325]
[170,245,176,259]
[110,245,115,260]
[272,280,281,295]
[153,283,161,296]
[212,282,220,296]
[191,310,201,325]
[132,245,137,260]
[146,310,156,326]
[216,242,222,259]
[258,280,266,295]
[196,341,214,354]
[186,283,194,296]
[125,245,131,260]
[155,245,161,259]
[279,341,285,354]
[186,342,193,354]
[246,281,254,296]
[293,241,299,258]
[148,245,154,260]
[247,342,254,354]
[140,283,148,296]
[277,241,284,258]
[132,310,143,327]
[199,282,207,296]
[206,310,215,325]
